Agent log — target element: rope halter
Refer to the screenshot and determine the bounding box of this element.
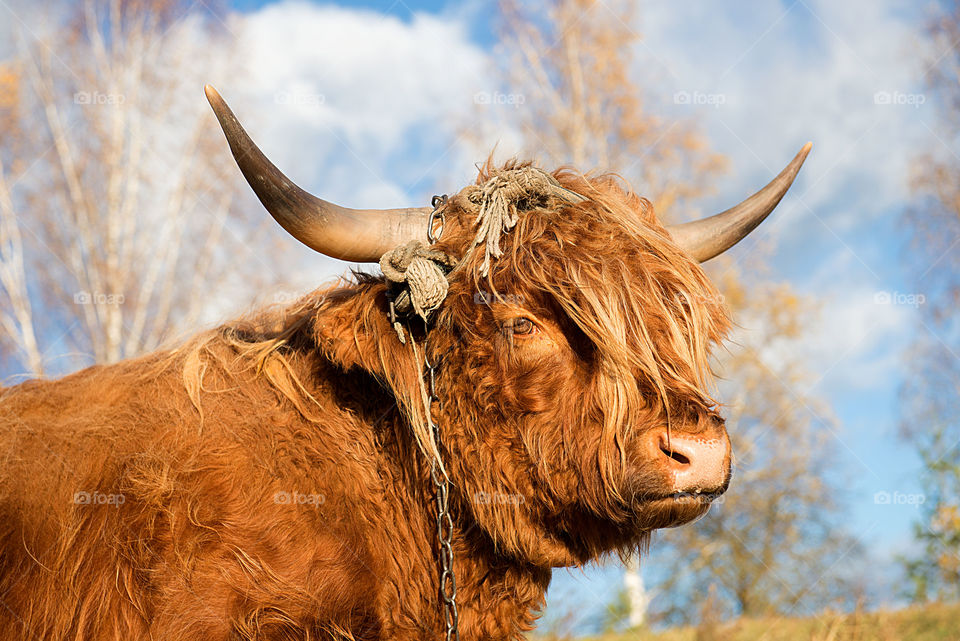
[379,166,586,339]
[461,167,586,277]
[379,241,456,343]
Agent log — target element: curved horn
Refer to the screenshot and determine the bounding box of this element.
[667,142,812,263]
[204,85,431,262]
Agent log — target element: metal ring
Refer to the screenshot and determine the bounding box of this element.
[427,194,448,244]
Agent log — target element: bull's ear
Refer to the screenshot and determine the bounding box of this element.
[312,285,426,422]
[313,286,400,377]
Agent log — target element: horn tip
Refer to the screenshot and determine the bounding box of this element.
[204,84,221,104]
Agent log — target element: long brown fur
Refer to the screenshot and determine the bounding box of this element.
[0,161,730,640]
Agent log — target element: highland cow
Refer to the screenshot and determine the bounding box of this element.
[0,86,810,640]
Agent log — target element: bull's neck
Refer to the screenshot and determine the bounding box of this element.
[369,402,551,639]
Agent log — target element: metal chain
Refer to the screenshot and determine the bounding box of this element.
[424,193,459,641]
[425,346,459,641]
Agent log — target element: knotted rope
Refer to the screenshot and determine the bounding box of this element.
[460,167,585,277]
[380,240,456,342]
[380,166,585,340]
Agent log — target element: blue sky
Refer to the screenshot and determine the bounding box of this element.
[225,0,944,628]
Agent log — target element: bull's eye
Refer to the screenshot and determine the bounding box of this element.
[509,317,537,336]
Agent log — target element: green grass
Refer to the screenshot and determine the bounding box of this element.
[570,602,960,641]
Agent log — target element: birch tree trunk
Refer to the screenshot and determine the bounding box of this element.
[0,0,260,376]
[623,554,649,628]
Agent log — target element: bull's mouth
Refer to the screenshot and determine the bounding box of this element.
[642,488,727,509]
[664,489,726,503]
[629,494,714,530]
[626,482,729,531]
[630,476,731,505]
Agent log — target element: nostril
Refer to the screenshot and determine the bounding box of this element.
[655,431,731,493]
[660,444,691,465]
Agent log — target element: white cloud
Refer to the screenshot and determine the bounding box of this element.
[642,0,930,243]
[808,289,914,391]
[789,247,917,393]
[729,282,913,397]
[227,1,490,209]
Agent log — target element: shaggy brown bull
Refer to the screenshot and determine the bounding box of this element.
[0,86,810,641]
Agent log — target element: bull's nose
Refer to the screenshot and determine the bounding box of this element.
[657,431,731,493]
